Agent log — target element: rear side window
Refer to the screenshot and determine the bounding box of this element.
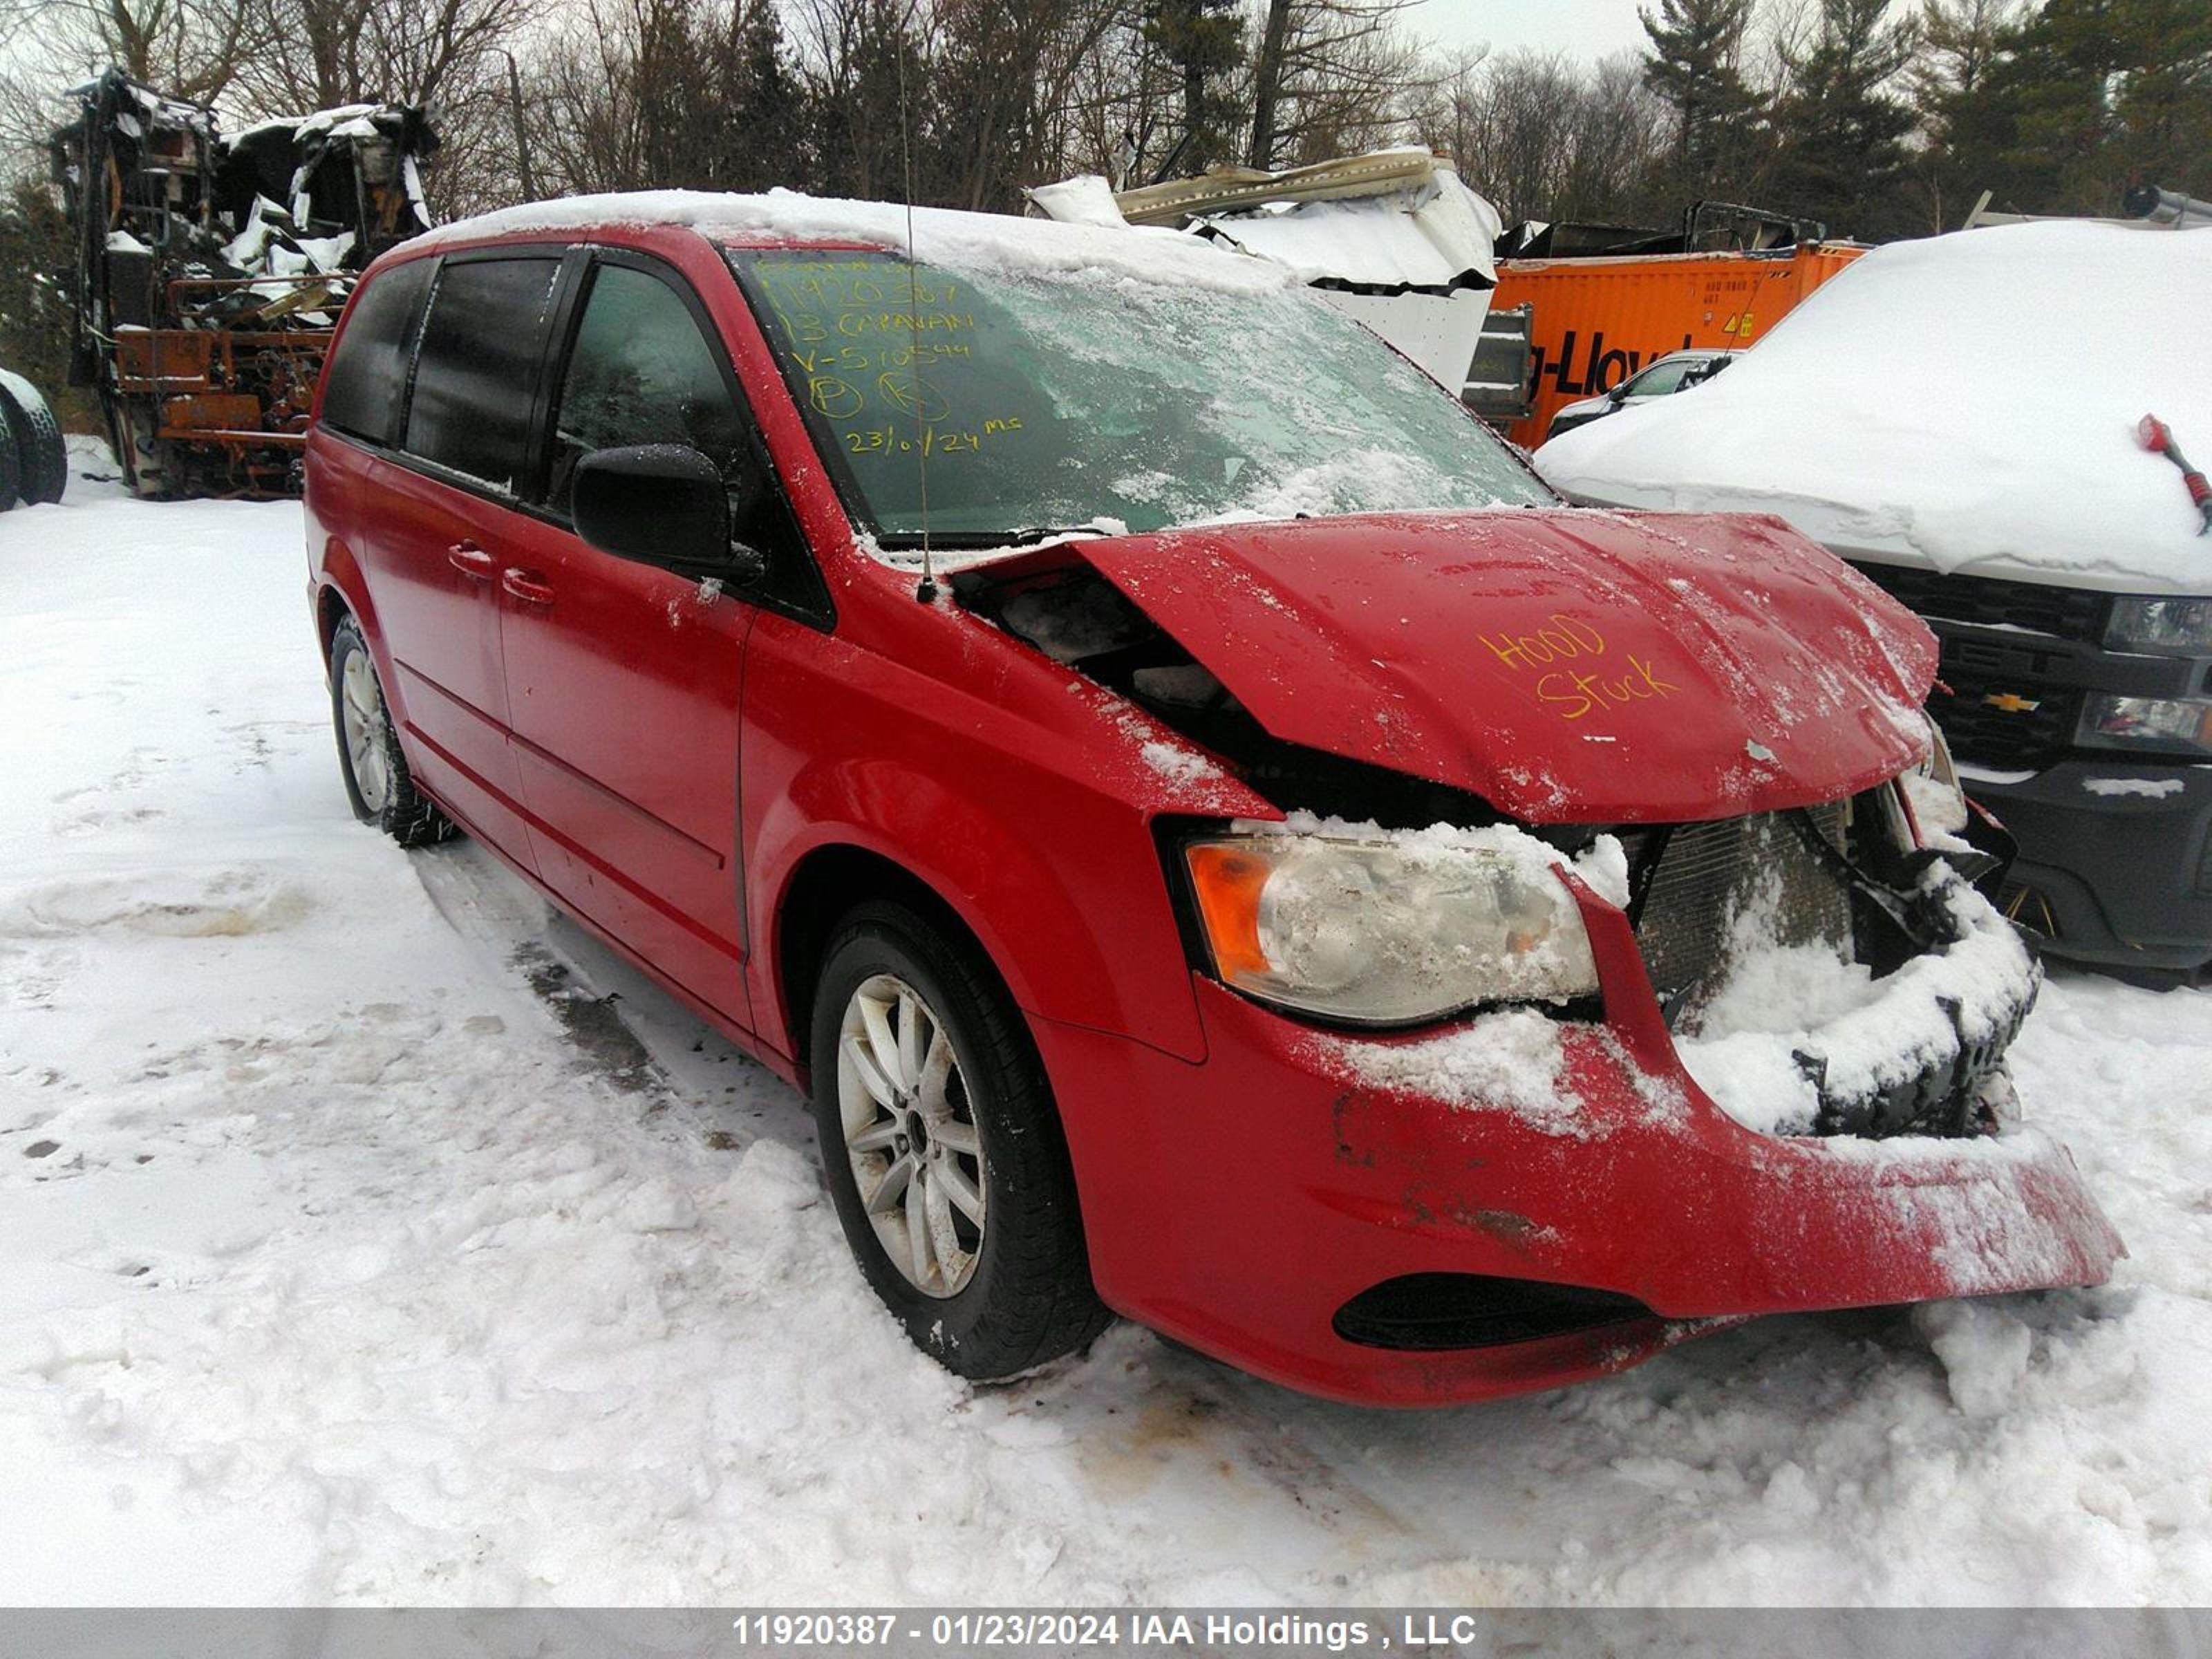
[320,259,433,444]
[547,263,750,515]
[403,256,561,493]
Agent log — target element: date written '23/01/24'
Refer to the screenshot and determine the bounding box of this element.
[843,416,1024,457]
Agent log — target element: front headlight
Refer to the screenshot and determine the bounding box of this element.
[1181,830,1600,1026]
[2079,692,2212,758]
[2106,597,2212,653]
[1899,714,1969,840]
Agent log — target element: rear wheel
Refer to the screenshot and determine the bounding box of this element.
[0,397,19,511]
[328,615,456,847]
[809,900,1109,1380]
[0,371,67,505]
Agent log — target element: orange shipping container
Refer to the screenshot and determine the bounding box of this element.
[1492,243,1867,449]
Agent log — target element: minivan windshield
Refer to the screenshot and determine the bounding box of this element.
[729,247,1552,545]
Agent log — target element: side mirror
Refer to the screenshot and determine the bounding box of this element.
[574,444,755,578]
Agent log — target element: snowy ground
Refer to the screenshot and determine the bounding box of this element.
[3,447,2211,1607]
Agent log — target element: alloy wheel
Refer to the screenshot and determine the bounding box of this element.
[836,973,987,1297]
[340,649,392,814]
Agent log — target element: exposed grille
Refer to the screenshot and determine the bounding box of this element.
[1848,561,2110,643]
[1629,805,1853,1005]
[1622,803,2019,1141]
[1932,674,2081,768]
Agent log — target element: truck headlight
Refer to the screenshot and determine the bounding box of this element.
[2106,597,2212,653]
[1900,714,1969,839]
[1182,832,1600,1025]
[2079,693,2212,758]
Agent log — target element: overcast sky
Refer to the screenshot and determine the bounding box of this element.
[1413,0,1654,64]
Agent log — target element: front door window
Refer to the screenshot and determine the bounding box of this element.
[548,263,753,522]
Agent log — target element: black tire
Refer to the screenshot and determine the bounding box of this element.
[0,397,19,512]
[328,615,458,848]
[809,899,1110,1381]
[0,371,67,505]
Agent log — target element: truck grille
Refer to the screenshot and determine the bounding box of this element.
[1848,561,2109,643]
[1931,675,2081,768]
[1627,805,1853,1006]
[1846,561,2097,769]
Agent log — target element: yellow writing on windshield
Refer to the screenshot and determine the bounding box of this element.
[756,256,1023,461]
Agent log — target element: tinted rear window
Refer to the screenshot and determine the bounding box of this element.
[319,258,433,444]
[402,256,561,492]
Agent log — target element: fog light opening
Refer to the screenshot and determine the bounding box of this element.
[1332,1273,1653,1352]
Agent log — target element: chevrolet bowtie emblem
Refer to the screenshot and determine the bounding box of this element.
[1983,692,2041,713]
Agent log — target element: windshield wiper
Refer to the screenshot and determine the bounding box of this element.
[875,521,1126,552]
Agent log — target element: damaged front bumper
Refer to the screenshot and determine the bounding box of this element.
[1037,874,2122,1407]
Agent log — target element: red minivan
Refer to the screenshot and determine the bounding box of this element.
[304,192,2120,1407]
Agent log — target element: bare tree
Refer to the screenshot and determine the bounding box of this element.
[230,0,534,111]
[40,0,262,100]
[0,0,264,156]
[1246,0,1436,169]
[1416,46,1673,226]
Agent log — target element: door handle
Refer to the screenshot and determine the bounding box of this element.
[502,568,556,606]
[447,541,495,580]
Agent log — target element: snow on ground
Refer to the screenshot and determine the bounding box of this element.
[3,451,2211,1606]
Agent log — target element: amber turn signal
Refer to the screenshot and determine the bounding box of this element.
[1184,842,1274,980]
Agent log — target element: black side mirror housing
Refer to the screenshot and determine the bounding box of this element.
[574,444,762,581]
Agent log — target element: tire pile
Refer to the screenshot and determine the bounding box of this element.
[0,371,68,509]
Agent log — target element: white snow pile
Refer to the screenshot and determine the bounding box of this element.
[5,456,2212,1606]
[1219,449,1451,523]
[1675,866,2039,1137]
[1537,223,2212,594]
[224,103,389,147]
[413,187,1299,299]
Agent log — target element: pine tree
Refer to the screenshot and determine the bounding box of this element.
[713,0,805,193]
[1639,0,1760,195]
[1924,0,2212,218]
[2096,0,2212,205]
[1145,0,1247,174]
[1911,0,2025,227]
[1765,0,1919,237]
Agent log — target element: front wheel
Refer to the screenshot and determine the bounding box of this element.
[328,615,457,848]
[809,901,1109,1380]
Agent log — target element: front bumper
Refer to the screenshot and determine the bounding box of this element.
[1040,892,2122,1407]
[1969,758,2212,972]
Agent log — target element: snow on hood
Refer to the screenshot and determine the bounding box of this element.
[1537,223,2212,596]
[409,188,1298,299]
[975,508,1938,823]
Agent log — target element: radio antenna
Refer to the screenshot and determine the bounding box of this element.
[896,42,936,603]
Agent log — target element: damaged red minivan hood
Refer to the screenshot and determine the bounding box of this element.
[993,509,1940,823]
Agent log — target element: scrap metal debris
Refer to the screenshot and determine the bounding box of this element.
[50,70,437,498]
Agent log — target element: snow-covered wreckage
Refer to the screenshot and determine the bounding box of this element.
[50,69,435,498]
[1538,221,2212,982]
[308,189,2119,1405]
